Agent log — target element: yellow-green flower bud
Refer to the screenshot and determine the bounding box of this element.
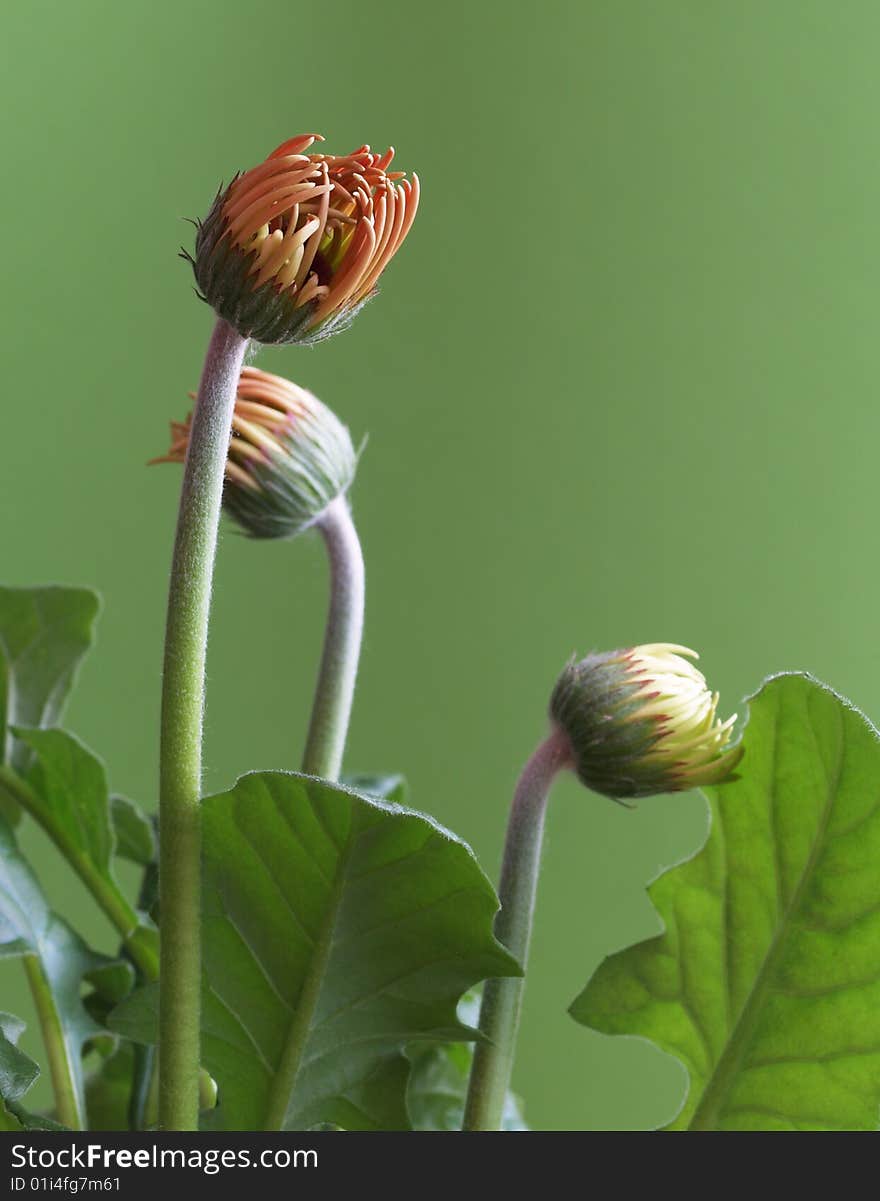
[550,643,742,799]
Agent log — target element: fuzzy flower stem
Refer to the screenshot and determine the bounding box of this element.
[158,317,248,1131]
[463,727,572,1131]
[300,495,365,780]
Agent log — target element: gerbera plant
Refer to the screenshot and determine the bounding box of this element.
[2,133,880,1139]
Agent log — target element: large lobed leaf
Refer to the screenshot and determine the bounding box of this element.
[112,772,518,1130]
[572,673,880,1131]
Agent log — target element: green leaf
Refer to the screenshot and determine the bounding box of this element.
[405,993,528,1130]
[111,796,156,867]
[344,773,407,804]
[0,1012,68,1131]
[0,814,124,1127]
[572,673,880,1131]
[85,1044,135,1132]
[85,1041,158,1132]
[0,1014,54,1130]
[112,771,518,1131]
[16,728,112,870]
[0,729,158,981]
[0,587,100,778]
[0,1013,39,1106]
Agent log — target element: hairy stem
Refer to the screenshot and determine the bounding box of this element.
[158,317,248,1130]
[300,496,365,781]
[23,956,83,1130]
[462,727,571,1131]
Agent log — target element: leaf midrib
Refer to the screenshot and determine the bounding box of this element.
[259,819,354,1131]
[686,700,844,1130]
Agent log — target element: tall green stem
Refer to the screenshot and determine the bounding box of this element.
[462,727,571,1131]
[23,956,83,1130]
[158,317,248,1131]
[300,496,365,780]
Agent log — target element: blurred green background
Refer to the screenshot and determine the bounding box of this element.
[2,0,879,1129]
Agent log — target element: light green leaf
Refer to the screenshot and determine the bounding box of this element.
[406,993,527,1130]
[0,729,158,981]
[0,815,124,1128]
[112,771,518,1131]
[0,587,100,778]
[572,673,880,1131]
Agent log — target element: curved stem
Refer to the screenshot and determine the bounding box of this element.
[300,496,365,781]
[462,727,571,1131]
[158,317,248,1131]
[23,956,83,1130]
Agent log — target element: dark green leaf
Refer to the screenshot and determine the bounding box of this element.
[84,1042,158,1132]
[0,1013,75,1124]
[86,960,136,1006]
[112,771,517,1131]
[0,814,122,1127]
[572,673,880,1131]
[16,727,112,871]
[0,1017,64,1130]
[1,1108,66,1131]
[406,993,527,1130]
[0,1013,39,1106]
[0,729,158,981]
[85,1044,134,1132]
[0,587,100,779]
[111,796,156,867]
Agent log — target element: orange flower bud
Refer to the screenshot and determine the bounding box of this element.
[189,135,419,345]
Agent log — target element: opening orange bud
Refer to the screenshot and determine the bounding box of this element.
[189,135,419,346]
